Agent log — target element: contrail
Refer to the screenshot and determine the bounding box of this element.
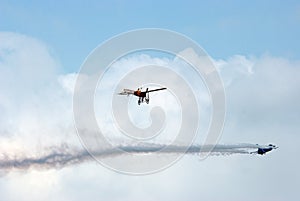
[0,143,264,171]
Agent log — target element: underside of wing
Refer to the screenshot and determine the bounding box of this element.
[147,87,167,93]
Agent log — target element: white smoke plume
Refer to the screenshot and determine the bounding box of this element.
[0,143,265,171]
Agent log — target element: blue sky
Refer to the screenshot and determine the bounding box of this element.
[0,1,300,201]
[1,0,299,72]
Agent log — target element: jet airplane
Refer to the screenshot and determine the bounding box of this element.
[252,144,278,155]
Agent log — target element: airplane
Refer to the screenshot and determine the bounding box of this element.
[252,144,278,155]
[118,87,167,105]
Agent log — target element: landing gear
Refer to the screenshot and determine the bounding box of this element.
[137,88,150,105]
[145,88,149,104]
[138,97,149,105]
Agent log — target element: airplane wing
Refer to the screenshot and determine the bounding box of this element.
[147,87,167,93]
[250,151,258,155]
[118,89,135,95]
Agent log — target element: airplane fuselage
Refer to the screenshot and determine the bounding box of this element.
[134,90,147,97]
[257,148,273,155]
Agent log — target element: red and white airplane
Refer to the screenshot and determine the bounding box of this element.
[118,87,167,105]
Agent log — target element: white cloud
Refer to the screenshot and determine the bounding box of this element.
[217,54,300,142]
[0,32,80,154]
[0,32,299,200]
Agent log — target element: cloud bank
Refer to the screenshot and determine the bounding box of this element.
[0,32,296,169]
[1,31,299,201]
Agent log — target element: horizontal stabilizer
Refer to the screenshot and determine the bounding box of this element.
[118,89,135,95]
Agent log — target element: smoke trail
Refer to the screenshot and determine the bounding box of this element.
[0,143,265,171]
